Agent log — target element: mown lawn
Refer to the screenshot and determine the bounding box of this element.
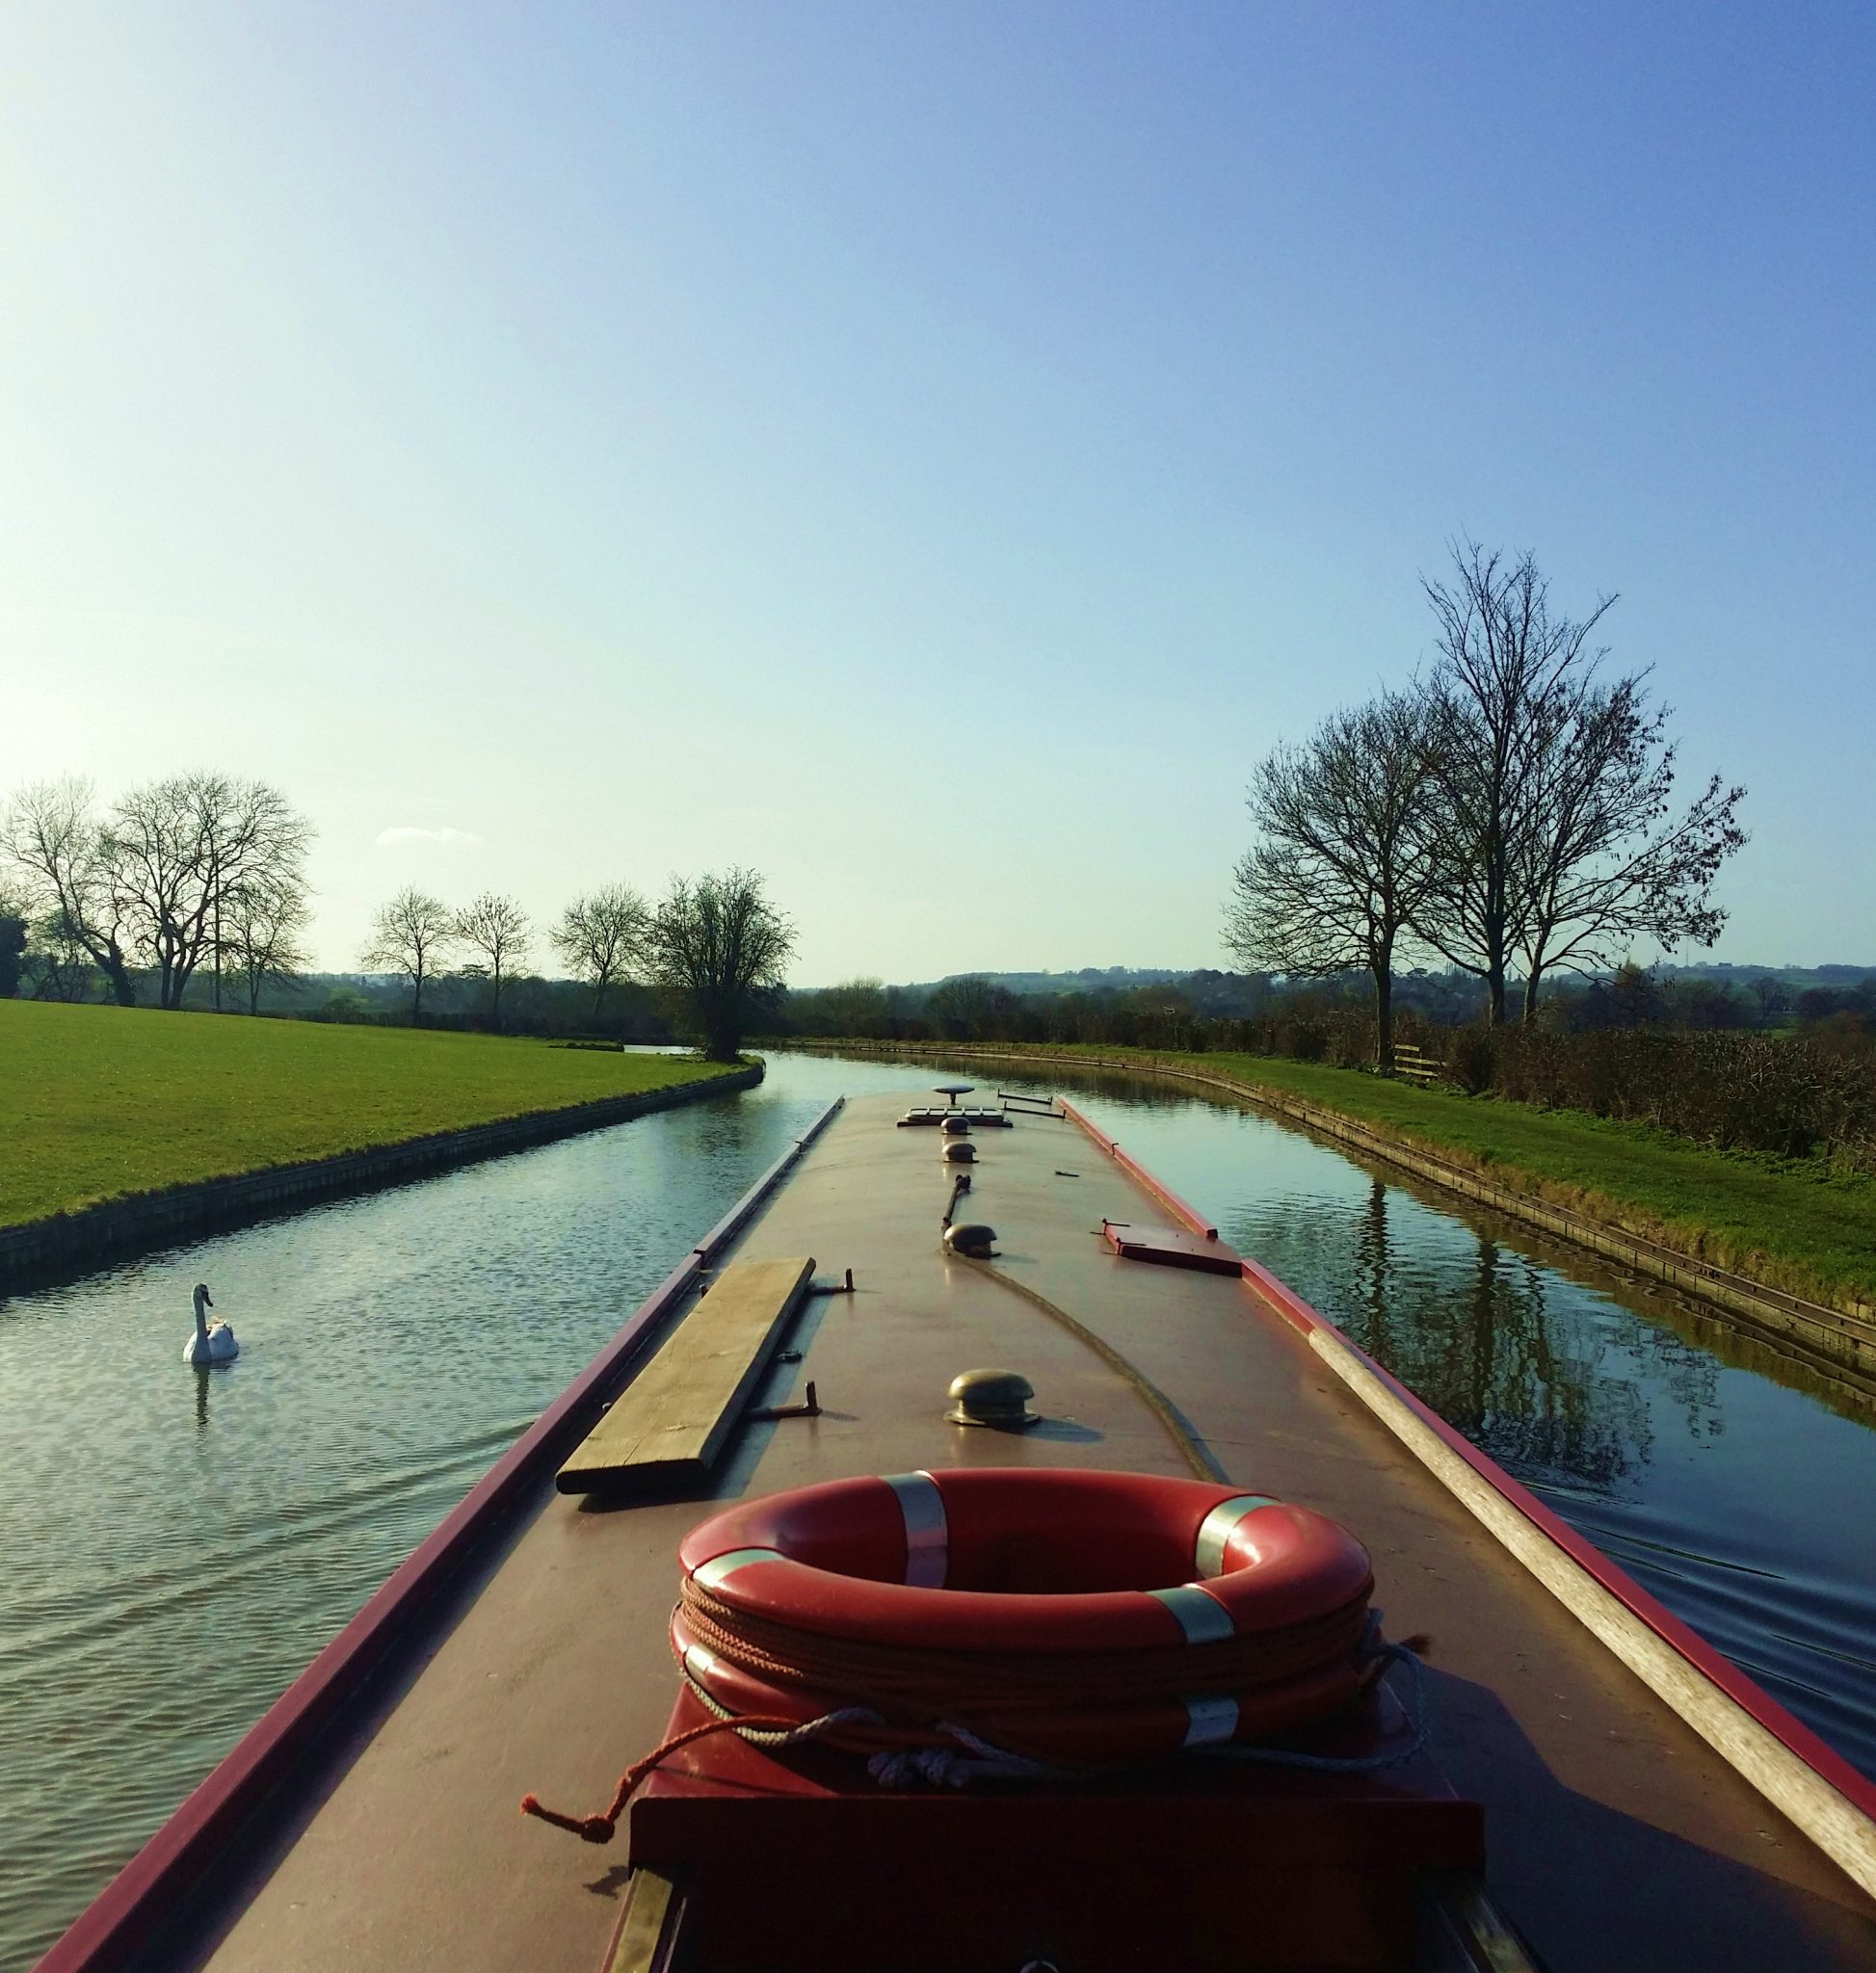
[966,1042,1876,1308]
[0,1001,743,1228]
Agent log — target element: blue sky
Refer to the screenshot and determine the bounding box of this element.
[3,4,1871,982]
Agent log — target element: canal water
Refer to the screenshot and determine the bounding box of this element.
[2,1048,1873,1966]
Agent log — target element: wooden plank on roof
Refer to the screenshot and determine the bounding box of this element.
[557,1254,816,1494]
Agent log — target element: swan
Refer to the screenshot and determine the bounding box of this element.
[183,1283,238,1365]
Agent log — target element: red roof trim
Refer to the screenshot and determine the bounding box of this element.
[1055,1098,1219,1239]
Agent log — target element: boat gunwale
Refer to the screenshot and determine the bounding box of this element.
[1057,1096,1876,1864]
[35,1095,847,1973]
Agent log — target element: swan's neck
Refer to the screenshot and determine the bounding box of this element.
[193,1297,209,1338]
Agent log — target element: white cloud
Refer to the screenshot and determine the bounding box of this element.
[375,826,483,848]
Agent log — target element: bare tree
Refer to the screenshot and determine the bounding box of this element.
[1513,674,1746,1019]
[454,892,531,1032]
[1747,975,1790,1030]
[646,868,794,1060]
[0,891,24,999]
[224,874,313,1014]
[23,909,98,1001]
[820,977,890,1037]
[361,886,458,1024]
[1414,544,1618,1024]
[925,974,1017,1039]
[1225,690,1440,1066]
[103,773,312,1010]
[551,883,649,1023]
[1,777,139,1004]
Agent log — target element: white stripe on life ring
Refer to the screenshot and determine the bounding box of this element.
[1194,1495,1280,1577]
[692,1545,784,1592]
[1182,1693,1240,1749]
[1149,1584,1235,1644]
[884,1471,948,1587]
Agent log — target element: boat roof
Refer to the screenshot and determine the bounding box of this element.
[45,1091,1876,1972]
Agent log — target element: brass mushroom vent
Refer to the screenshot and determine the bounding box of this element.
[946,1367,1039,1430]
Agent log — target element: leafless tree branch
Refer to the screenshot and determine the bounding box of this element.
[1225,689,1440,1065]
[551,883,649,1024]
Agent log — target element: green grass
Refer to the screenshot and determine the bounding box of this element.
[0,1001,744,1229]
[937,1040,1876,1310]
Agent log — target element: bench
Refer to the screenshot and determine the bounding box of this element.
[1391,1043,1444,1087]
[556,1254,816,1494]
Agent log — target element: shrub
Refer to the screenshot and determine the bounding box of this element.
[1457,1024,1876,1170]
[1451,1026,1496,1096]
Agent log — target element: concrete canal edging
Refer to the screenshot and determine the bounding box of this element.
[0,1062,763,1292]
[793,1040,1876,1385]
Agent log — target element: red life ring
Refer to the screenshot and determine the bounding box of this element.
[674,1468,1376,1767]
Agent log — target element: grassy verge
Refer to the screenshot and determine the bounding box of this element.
[2,1001,743,1228]
[855,1039,1876,1311]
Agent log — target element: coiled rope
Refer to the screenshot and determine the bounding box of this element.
[677,1572,1374,1727]
[521,1584,1402,1841]
[520,1615,1428,1840]
[520,1705,885,1843]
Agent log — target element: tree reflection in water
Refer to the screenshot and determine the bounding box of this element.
[1236,1176,1723,1498]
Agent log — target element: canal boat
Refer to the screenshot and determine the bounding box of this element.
[38,1091,1876,1971]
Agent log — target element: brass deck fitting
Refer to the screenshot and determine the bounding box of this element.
[942,1222,996,1257]
[946,1367,1039,1430]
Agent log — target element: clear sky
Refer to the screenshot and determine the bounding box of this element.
[3,4,1871,984]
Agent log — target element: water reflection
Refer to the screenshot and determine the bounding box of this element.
[2,1049,1873,1970]
[1341,1181,1658,1490]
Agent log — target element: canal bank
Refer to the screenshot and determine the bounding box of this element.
[0,1062,760,1291]
[787,1039,1876,1389]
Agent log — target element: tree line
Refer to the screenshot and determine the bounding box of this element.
[777,970,1876,1171]
[361,870,794,1059]
[1225,542,1748,1065]
[0,775,793,1062]
[781,961,1874,1050]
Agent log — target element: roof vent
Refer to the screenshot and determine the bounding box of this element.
[946,1367,1039,1430]
[941,1140,977,1163]
[942,1222,996,1257]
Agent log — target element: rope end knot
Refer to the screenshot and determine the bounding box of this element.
[520,1793,620,1844]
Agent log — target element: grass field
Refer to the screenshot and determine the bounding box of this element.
[1,1001,743,1229]
[897,1040,1876,1309]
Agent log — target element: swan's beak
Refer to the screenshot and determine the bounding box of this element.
[203,1293,213,1309]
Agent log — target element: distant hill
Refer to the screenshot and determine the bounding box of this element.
[1651,962,1876,986]
[897,966,1193,997]
[897,961,1876,994]
[805,961,1876,1023]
